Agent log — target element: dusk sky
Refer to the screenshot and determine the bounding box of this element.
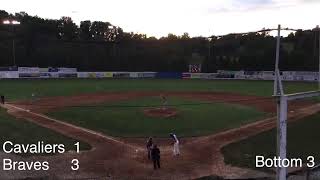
[2,0,320,37]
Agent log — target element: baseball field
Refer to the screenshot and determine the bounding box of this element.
[0,79,319,179]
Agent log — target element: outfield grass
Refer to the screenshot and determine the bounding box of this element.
[48,97,266,137]
[222,113,320,170]
[0,79,317,101]
[0,108,91,155]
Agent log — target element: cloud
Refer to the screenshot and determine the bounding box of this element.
[299,0,319,3]
[231,0,274,7]
[206,0,273,13]
[206,0,319,13]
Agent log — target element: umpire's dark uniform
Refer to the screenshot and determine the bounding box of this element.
[151,145,161,170]
[0,95,4,104]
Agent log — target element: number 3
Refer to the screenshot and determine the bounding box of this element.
[307,156,315,168]
[71,159,79,170]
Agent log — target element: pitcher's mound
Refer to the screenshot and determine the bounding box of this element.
[143,107,178,118]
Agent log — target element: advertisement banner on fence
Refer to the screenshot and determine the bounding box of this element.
[51,73,59,78]
[156,72,182,79]
[261,71,274,80]
[19,73,40,78]
[39,73,52,78]
[48,67,59,72]
[39,68,49,72]
[130,72,139,78]
[0,72,6,78]
[113,72,130,78]
[95,72,105,78]
[190,73,202,79]
[58,67,77,73]
[138,72,156,78]
[88,72,97,78]
[0,67,18,71]
[58,73,77,78]
[282,74,294,81]
[296,71,315,76]
[18,67,39,73]
[0,71,19,78]
[77,72,89,78]
[183,73,218,79]
[216,70,236,78]
[77,72,109,78]
[105,72,113,78]
[182,73,191,79]
[298,75,317,81]
[201,73,218,79]
[45,67,77,73]
[86,72,105,78]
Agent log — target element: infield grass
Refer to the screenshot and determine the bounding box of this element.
[0,79,318,101]
[0,108,91,155]
[48,97,267,137]
[222,113,320,170]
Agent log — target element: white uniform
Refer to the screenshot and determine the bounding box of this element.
[172,134,180,156]
[31,93,36,103]
[162,96,168,110]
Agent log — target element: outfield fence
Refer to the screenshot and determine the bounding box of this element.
[0,67,319,82]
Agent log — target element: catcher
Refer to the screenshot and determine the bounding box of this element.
[146,137,153,160]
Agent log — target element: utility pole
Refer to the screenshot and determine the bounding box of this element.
[274,24,283,96]
[317,25,320,90]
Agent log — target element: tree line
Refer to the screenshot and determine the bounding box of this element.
[0,10,319,72]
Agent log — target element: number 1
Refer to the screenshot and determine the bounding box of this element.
[75,142,80,153]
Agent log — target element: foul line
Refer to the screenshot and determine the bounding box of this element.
[4,104,141,150]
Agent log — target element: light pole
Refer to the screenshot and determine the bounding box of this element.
[317,25,320,90]
[208,37,211,61]
[3,20,20,67]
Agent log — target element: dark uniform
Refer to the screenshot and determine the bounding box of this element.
[0,95,4,104]
[151,145,161,170]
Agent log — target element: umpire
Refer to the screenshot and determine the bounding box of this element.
[151,144,161,170]
[0,95,4,104]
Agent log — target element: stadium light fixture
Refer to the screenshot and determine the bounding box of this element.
[3,20,11,24]
[12,20,21,25]
[2,20,21,25]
